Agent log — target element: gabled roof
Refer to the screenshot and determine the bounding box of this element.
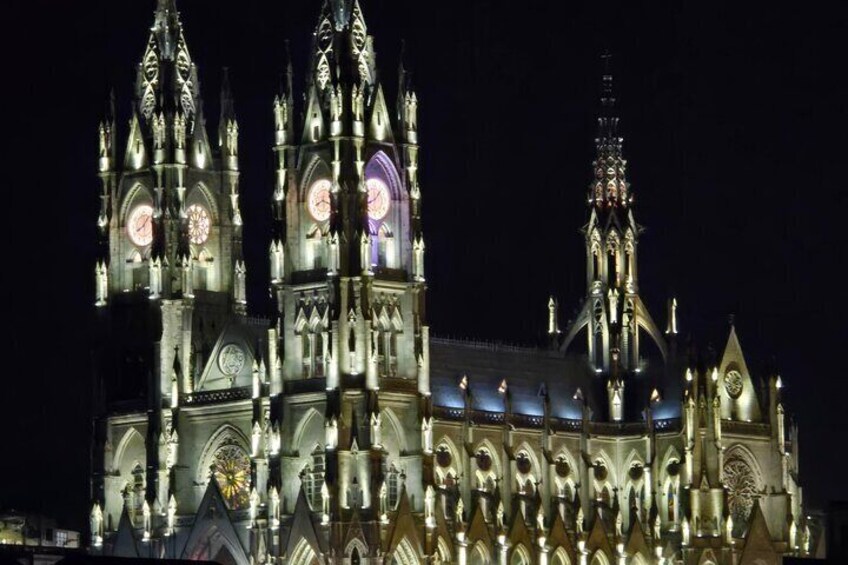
[384,486,424,558]
[739,501,779,565]
[111,507,139,558]
[180,478,248,563]
[284,486,324,559]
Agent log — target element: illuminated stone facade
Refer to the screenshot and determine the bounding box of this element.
[89,1,812,564]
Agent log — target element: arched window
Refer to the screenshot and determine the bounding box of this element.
[511,544,530,565]
[290,539,319,565]
[351,547,360,565]
[131,463,145,522]
[469,543,490,565]
[306,224,326,270]
[551,548,571,565]
[211,440,251,510]
[386,463,400,510]
[306,444,325,511]
[474,448,497,492]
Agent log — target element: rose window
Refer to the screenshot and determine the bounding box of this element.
[212,441,251,510]
[723,455,757,535]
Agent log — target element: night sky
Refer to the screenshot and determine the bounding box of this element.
[4,0,846,531]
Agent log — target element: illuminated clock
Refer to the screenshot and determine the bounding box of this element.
[187,204,210,245]
[366,178,390,220]
[128,205,154,247]
[307,179,332,221]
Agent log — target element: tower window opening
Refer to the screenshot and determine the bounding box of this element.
[607,250,617,287]
[306,445,325,511]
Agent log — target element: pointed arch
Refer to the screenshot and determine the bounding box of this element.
[290,538,320,565]
[196,424,250,484]
[434,435,463,485]
[436,537,452,564]
[365,150,404,200]
[510,543,531,565]
[345,538,368,561]
[380,406,408,454]
[391,537,418,565]
[591,449,617,496]
[513,442,540,495]
[186,181,219,222]
[723,443,764,488]
[468,542,490,565]
[113,427,146,476]
[659,445,682,483]
[590,550,611,565]
[299,156,332,200]
[293,408,325,454]
[120,183,154,221]
[550,547,571,565]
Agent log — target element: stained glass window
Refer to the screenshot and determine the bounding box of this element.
[212,441,251,510]
[188,204,211,245]
[723,454,757,536]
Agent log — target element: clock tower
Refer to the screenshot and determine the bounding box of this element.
[268,0,431,539]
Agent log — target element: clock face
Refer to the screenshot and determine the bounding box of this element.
[187,204,210,245]
[128,205,154,247]
[307,179,332,222]
[366,178,390,221]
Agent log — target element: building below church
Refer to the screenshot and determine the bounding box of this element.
[88,1,816,563]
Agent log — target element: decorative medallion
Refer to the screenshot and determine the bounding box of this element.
[629,464,644,481]
[128,205,154,247]
[218,344,246,377]
[476,450,492,472]
[516,453,532,475]
[667,460,680,476]
[187,204,210,245]
[436,446,452,468]
[725,370,744,399]
[593,462,608,481]
[555,458,571,478]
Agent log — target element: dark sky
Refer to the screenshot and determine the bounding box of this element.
[4,0,847,530]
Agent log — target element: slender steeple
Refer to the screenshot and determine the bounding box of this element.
[561,54,667,416]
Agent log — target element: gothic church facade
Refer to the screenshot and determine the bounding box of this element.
[89,2,812,564]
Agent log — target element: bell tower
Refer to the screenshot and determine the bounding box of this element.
[269,0,430,540]
[94,0,245,399]
[561,56,667,419]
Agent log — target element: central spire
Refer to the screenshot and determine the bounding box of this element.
[590,53,629,209]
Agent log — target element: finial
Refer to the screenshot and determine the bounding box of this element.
[600,50,615,109]
[728,313,735,327]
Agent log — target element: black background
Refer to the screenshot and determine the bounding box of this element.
[4,0,847,530]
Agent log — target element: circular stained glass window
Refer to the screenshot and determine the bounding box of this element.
[723,454,758,536]
[555,458,571,478]
[188,204,210,245]
[212,441,251,510]
[725,370,744,399]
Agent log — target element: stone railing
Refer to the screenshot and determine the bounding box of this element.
[721,420,771,437]
[183,386,252,406]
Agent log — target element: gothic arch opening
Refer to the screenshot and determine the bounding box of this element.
[469,542,490,565]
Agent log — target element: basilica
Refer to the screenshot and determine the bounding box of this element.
[88,1,812,564]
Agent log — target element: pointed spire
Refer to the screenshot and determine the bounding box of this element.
[589,50,629,209]
[219,67,236,143]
